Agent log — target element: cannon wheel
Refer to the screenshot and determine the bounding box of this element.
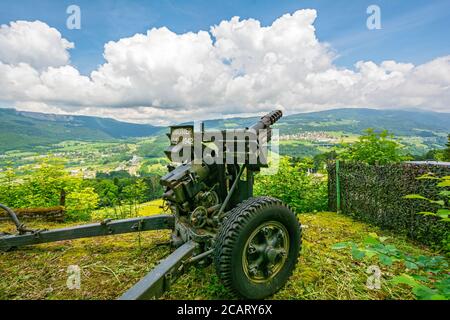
[214,196,301,299]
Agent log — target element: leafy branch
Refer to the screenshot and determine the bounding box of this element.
[404,174,450,223]
[332,232,449,300]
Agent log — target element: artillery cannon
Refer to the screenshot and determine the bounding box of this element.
[0,110,302,300]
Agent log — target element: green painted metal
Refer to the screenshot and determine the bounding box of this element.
[0,215,175,251]
[217,164,246,218]
[118,241,198,300]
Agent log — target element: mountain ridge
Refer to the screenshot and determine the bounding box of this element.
[0,107,448,153]
[0,108,161,152]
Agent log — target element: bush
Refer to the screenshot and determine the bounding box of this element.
[328,161,450,250]
[66,187,99,221]
[254,157,327,213]
[338,129,410,165]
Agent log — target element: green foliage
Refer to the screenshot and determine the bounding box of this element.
[122,179,149,216]
[332,233,449,300]
[138,158,169,176]
[312,150,337,172]
[65,187,99,221]
[0,157,163,222]
[0,157,99,221]
[404,174,450,222]
[413,149,446,161]
[444,134,450,161]
[338,129,411,165]
[254,157,327,213]
[24,158,70,208]
[96,170,132,179]
[0,157,70,208]
[92,179,120,208]
[392,274,449,300]
[279,140,322,158]
[404,173,450,251]
[328,161,450,249]
[137,135,167,158]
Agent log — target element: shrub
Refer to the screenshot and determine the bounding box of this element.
[66,187,99,221]
[254,157,327,213]
[404,174,450,223]
[338,129,411,165]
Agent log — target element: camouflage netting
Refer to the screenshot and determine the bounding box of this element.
[328,162,449,247]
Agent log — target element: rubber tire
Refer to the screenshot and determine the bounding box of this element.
[214,196,302,299]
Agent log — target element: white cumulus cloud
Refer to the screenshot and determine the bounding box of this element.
[0,21,74,70]
[0,10,448,124]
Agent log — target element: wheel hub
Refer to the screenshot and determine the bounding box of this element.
[242,221,289,283]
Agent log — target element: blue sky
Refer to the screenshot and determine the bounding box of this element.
[0,0,449,122]
[1,0,449,75]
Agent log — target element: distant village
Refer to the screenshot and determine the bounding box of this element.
[69,155,142,178]
[280,131,339,144]
[0,148,143,179]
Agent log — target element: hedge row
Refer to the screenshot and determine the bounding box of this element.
[328,162,449,248]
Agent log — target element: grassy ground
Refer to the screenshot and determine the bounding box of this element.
[0,205,445,300]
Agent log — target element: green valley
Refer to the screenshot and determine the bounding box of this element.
[0,108,449,178]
